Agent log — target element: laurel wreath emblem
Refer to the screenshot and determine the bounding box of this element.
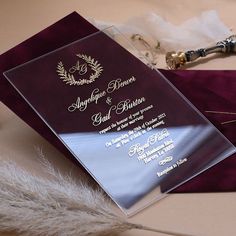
[56,54,103,86]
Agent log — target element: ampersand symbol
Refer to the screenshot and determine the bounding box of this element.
[106,97,112,105]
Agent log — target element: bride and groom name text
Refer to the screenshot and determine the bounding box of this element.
[68,76,136,112]
[67,76,146,126]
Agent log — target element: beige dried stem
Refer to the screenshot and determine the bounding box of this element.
[0,153,193,236]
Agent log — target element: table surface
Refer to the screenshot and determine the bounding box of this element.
[1,1,236,236]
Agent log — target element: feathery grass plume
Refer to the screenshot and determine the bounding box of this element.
[0,154,193,236]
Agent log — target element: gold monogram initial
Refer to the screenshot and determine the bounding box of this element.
[69,60,88,75]
[57,54,103,86]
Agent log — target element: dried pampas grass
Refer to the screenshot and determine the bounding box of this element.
[0,153,193,236]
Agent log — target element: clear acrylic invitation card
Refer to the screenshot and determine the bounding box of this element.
[4,27,236,216]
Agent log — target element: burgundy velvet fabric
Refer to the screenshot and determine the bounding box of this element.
[0,12,99,166]
[0,12,235,193]
[160,70,236,192]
